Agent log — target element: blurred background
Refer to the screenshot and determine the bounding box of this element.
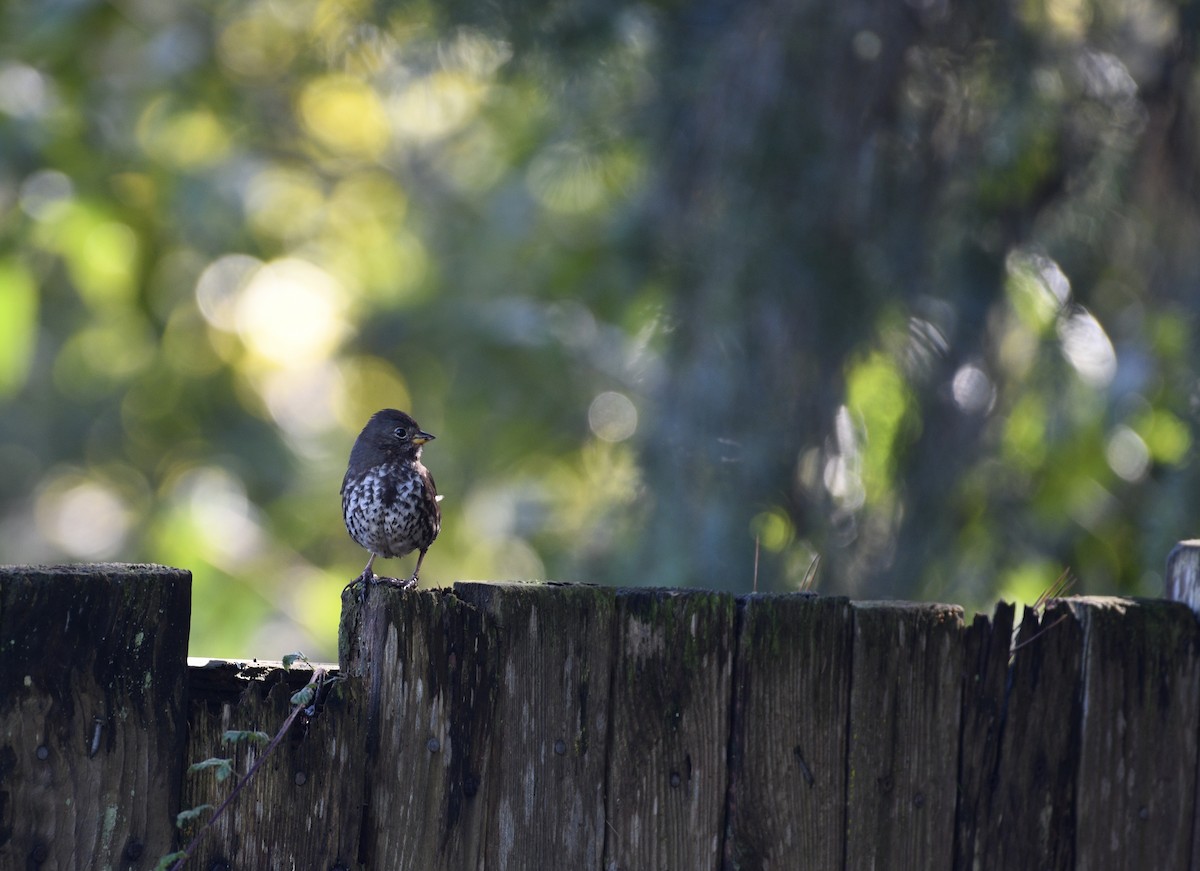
[3,0,1200,659]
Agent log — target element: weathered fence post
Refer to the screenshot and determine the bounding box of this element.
[0,564,191,868]
[179,659,367,870]
[604,588,735,871]
[954,600,1018,869]
[956,600,1084,871]
[725,593,853,868]
[453,581,616,869]
[6,555,1200,869]
[1071,597,1200,868]
[338,583,499,869]
[846,601,964,869]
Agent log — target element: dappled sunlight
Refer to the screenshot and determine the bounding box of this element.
[824,407,866,513]
[588,391,638,442]
[17,169,72,221]
[390,71,488,144]
[1058,307,1117,387]
[53,315,156,397]
[197,254,350,371]
[844,354,909,507]
[526,143,643,216]
[172,466,265,568]
[299,75,390,158]
[750,508,794,553]
[951,363,996,415]
[195,254,262,331]
[136,98,231,168]
[234,258,349,368]
[216,4,301,80]
[32,202,140,308]
[0,259,37,396]
[334,356,413,432]
[0,61,55,119]
[34,472,136,560]
[260,363,341,441]
[1006,249,1070,331]
[244,166,326,244]
[1106,424,1150,482]
[3,0,1198,655]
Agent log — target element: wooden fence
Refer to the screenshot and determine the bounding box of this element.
[6,545,1200,869]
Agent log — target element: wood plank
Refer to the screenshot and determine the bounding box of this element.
[0,563,191,868]
[952,601,1015,870]
[845,601,963,871]
[1072,596,1200,869]
[604,589,736,871]
[724,594,853,870]
[966,600,1084,871]
[454,581,617,871]
[339,584,499,869]
[178,659,364,869]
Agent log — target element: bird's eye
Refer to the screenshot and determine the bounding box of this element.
[393,427,408,440]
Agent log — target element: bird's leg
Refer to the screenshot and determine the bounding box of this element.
[375,550,421,590]
[343,553,379,598]
[403,547,428,587]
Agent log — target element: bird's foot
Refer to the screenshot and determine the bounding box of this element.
[377,574,417,591]
[342,568,378,599]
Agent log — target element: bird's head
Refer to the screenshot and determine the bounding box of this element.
[350,408,435,466]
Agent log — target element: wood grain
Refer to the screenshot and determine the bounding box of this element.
[964,600,1084,870]
[340,583,499,869]
[455,581,616,871]
[604,588,736,871]
[725,593,853,870]
[0,564,191,869]
[952,601,1015,870]
[8,565,1200,869]
[1072,597,1200,869]
[845,601,963,871]
[179,660,365,869]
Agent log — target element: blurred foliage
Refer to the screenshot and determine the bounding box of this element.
[3,0,1200,658]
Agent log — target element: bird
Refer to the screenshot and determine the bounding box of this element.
[341,408,441,588]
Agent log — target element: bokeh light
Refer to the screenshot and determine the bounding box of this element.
[3,0,1198,660]
[588,391,638,442]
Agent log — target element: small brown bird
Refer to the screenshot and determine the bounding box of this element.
[341,409,441,587]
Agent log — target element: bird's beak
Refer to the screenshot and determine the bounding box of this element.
[411,430,435,445]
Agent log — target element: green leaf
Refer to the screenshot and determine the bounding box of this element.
[222,729,270,746]
[175,803,213,826]
[188,757,234,782]
[154,850,189,870]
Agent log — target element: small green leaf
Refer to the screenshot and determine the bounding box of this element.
[282,652,308,669]
[188,757,234,782]
[291,685,316,707]
[154,850,189,870]
[222,729,270,746]
[175,804,213,826]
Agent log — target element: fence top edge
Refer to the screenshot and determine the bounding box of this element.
[0,562,190,578]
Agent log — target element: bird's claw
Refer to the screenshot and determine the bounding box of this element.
[343,568,377,601]
[378,574,418,591]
